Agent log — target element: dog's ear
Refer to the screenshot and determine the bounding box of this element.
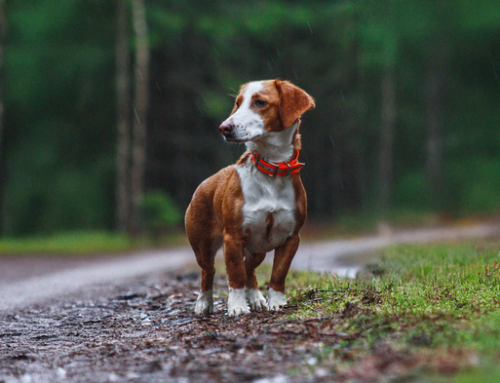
[275,80,315,129]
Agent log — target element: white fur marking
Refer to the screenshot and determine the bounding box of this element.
[267,288,287,310]
[245,123,298,163]
[227,287,250,316]
[247,289,268,311]
[236,161,296,254]
[194,289,213,315]
[222,81,265,142]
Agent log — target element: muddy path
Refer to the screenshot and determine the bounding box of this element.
[0,270,429,383]
[0,222,499,382]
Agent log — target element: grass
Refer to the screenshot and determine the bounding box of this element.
[255,240,500,380]
[0,231,133,254]
[0,230,188,255]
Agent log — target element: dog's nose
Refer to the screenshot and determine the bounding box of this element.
[219,122,234,136]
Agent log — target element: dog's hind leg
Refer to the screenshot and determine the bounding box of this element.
[245,251,268,311]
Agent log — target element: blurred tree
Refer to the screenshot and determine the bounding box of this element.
[115,0,131,233]
[425,47,446,210]
[1,0,500,236]
[421,4,452,211]
[129,0,150,237]
[2,0,116,235]
[0,0,5,231]
[0,0,4,155]
[378,67,396,217]
[357,1,400,217]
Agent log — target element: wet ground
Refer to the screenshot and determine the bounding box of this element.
[0,269,432,383]
[0,256,104,284]
[3,222,499,382]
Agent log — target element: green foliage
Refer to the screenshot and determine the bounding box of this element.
[200,89,233,120]
[2,0,500,235]
[0,231,132,254]
[3,120,114,234]
[455,365,500,383]
[393,172,431,209]
[444,159,500,213]
[142,190,182,231]
[2,0,115,235]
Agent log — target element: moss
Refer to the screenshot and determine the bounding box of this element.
[257,241,500,354]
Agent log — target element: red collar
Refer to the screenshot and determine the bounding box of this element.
[249,150,305,177]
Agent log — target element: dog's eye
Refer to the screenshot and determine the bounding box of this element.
[253,100,268,108]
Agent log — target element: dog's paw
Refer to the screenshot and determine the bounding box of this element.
[267,288,287,311]
[227,304,250,317]
[194,290,213,315]
[227,288,250,317]
[247,289,268,312]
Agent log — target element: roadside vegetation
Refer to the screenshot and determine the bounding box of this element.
[254,240,500,381]
[0,230,187,255]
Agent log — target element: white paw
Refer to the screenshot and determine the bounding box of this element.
[247,289,268,312]
[194,290,213,315]
[267,288,287,311]
[227,288,250,317]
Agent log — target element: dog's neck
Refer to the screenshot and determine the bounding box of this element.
[245,122,300,163]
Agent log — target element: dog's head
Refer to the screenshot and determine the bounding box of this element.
[219,80,315,143]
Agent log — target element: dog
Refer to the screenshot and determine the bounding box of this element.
[185,79,315,316]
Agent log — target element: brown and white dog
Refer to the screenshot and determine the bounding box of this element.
[185,79,315,316]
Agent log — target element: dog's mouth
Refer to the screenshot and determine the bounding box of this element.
[224,136,247,144]
[224,134,262,144]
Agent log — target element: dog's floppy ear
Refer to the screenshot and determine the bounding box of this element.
[275,80,315,129]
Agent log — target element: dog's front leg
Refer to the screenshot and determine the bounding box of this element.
[245,252,268,311]
[268,234,300,310]
[223,233,250,316]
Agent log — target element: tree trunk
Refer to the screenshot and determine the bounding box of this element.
[0,0,6,234]
[0,0,4,149]
[425,56,444,209]
[377,67,396,218]
[115,0,131,232]
[129,0,150,237]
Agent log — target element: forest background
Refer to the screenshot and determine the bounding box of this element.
[0,0,499,238]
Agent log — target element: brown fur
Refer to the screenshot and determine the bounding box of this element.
[185,79,315,313]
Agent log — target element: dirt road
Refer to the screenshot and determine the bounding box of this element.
[1,222,498,310]
[0,222,498,383]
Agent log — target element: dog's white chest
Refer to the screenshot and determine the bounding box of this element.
[235,163,296,253]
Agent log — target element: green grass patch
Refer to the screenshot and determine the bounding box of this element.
[454,364,500,383]
[293,242,500,350]
[0,231,133,254]
[0,230,188,255]
[256,241,500,377]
